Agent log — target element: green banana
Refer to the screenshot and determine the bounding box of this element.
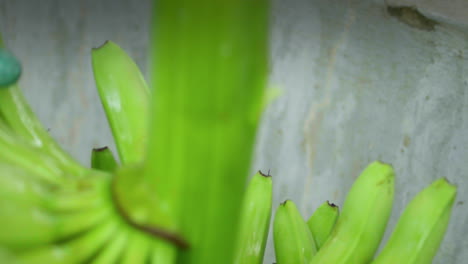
[120,231,152,264]
[372,178,457,264]
[16,220,119,264]
[309,161,395,264]
[0,128,67,185]
[233,171,273,264]
[0,84,84,176]
[0,165,109,212]
[91,146,118,172]
[0,202,112,250]
[89,224,129,264]
[149,240,178,264]
[274,200,316,264]
[307,201,339,249]
[91,41,150,165]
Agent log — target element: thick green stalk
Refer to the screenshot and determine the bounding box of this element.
[145,0,269,263]
[91,41,150,165]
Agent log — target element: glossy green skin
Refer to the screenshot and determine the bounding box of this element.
[372,178,457,264]
[274,200,317,264]
[0,36,84,176]
[234,172,273,264]
[309,161,395,264]
[0,48,21,87]
[91,147,118,172]
[307,201,339,250]
[91,41,150,165]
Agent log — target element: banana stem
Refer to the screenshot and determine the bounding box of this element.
[145,1,270,263]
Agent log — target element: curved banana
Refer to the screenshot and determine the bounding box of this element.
[309,161,395,264]
[274,200,316,264]
[233,171,273,264]
[372,178,457,264]
[91,41,150,165]
[90,225,129,264]
[16,220,119,264]
[307,201,339,249]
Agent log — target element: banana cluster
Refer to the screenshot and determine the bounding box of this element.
[0,10,458,264]
[0,40,179,263]
[271,161,457,264]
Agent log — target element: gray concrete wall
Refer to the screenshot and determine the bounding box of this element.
[1,0,467,263]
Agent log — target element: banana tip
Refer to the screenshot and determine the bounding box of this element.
[92,40,110,51]
[93,146,109,152]
[259,169,272,177]
[326,200,338,208]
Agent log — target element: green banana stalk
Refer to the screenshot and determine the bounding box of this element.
[91,41,150,165]
[274,200,316,264]
[309,161,395,264]
[146,0,269,263]
[372,178,457,264]
[91,146,118,172]
[307,201,339,250]
[233,171,273,264]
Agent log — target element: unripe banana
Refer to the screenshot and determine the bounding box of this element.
[0,129,66,185]
[307,201,339,249]
[274,200,316,264]
[17,220,118,264]
[91,41,150,165]
[233,171,273,264]
[371,178,457,264]
[0,164,109,212]
[120,231,152,264]
[309,161,395,264]
[91,146,118,172]
[90,225,129,264]
[0,201,112,250]
[149,240,178,264]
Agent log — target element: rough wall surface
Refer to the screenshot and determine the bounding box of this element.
[1,0,467,263]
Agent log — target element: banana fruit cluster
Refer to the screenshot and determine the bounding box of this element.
[0,40,179,263]
[272,161,457,264]
[0,2,458,262]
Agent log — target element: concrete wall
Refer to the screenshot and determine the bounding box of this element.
[1,0,467,263]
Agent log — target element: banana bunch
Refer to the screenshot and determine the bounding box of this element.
[272,161,457,264]
[0,39,180,263]
[0,0,270,263]
[0,0,459,262]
